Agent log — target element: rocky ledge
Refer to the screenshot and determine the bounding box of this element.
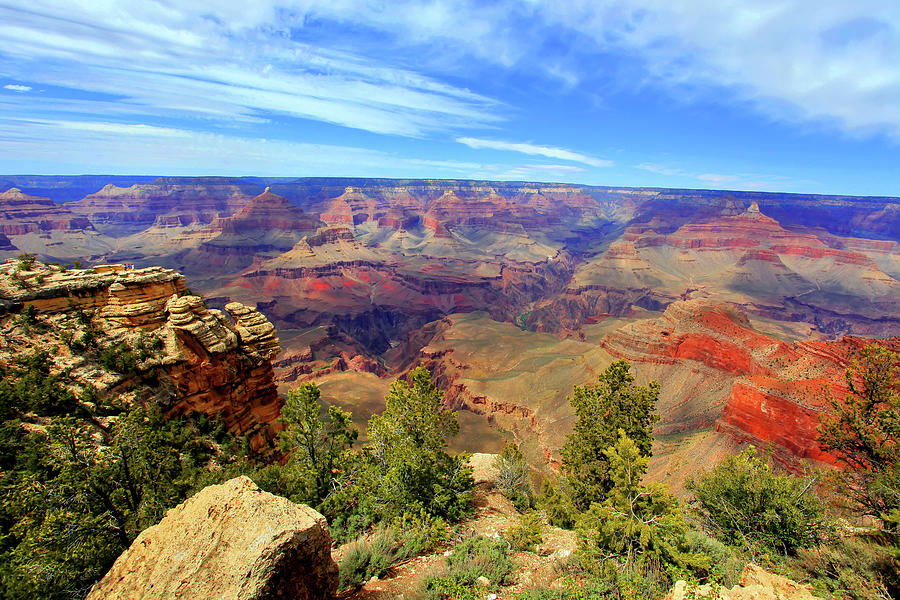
[0,259,284,456]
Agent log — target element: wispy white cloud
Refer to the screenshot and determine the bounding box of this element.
[636,163,685,177]
[696,173,740,184]
[0,117,487,177]
[637,161,814,192]
[457,137,612,167]
[0,2,501,137]
[286,0,900,138]
[3,84,31,92]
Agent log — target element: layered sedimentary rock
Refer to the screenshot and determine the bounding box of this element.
[87,476,338,600]
[0,261,185,316]
[558,203,900,336]
[599,298,900,468]
[0,187,95,235]
[168,188,324,276]
[0,233,16,252]
[68,178,256,235]
[0,260,283,455]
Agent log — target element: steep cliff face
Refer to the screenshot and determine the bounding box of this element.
[0,259,283,455]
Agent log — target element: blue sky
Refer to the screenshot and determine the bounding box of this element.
[0,1,898,196]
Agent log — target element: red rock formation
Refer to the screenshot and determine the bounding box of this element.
[598,298,900,468]
[0,260,283,456]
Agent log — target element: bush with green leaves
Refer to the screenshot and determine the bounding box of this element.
[513,561,671,600]
[16,253,35,270]
[0,404,241,600]
[576,432,705,577]
[560,360,660,511]
[423,535,514,599]
[270,382,357,506]
[506,510,544,551]
[687,446,828,558]
[789,536,898,600]
[494,442,534,510]
[539,477,578,529]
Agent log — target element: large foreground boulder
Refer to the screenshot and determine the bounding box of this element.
[87,476,338,600]
[668,564,823,600]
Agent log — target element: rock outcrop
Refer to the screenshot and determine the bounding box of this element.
[0,260,283,455]
[87,476,338,600]
[668,564,823,600]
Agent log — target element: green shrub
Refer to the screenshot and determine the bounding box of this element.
[513,562,670,600]
[539,477,577,529]
[338,514,449,590]
[389,509,450,555]
[339,528,398,590]
[16,253,35,270]
[423,536,514,598]
[687,446,828,558]
[682,530,744,588]
[789,536,899,600]
[507,510,543,552]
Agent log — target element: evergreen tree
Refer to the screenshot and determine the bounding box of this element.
[365,367,474,521]
[576,432,697,572]
[560,360,660,510]
[276,382,357,506]
[819,345,900,534]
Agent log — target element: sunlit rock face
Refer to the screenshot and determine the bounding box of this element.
[0,261,283,457]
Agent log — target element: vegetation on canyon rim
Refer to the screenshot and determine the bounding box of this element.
[0,295,898,599]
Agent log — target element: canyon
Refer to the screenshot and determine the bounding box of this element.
[2,175,899,484]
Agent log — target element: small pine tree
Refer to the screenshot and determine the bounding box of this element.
[277,382,357,506]
[818,345,899,534]
[366,367,474,522]
[576,431,698,572]
[560,360,660,510]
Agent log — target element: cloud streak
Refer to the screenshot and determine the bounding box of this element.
[0,2,501,137]
[456,137,612,167]
[3,84,31,92]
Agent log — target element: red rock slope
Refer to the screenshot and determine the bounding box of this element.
[601,299,900,467]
